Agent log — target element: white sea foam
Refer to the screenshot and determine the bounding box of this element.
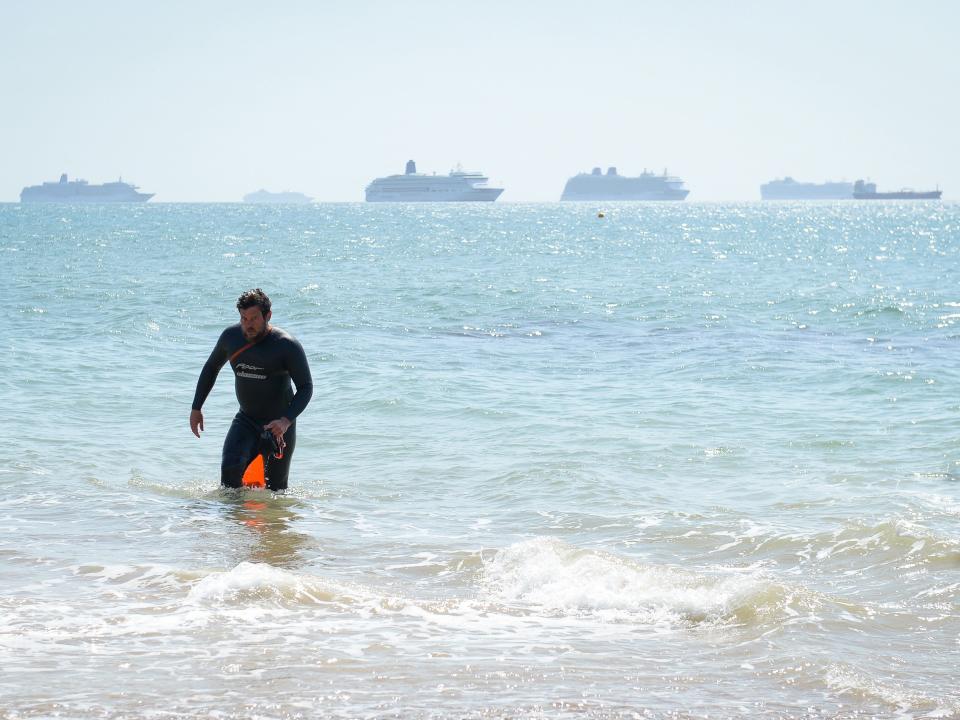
[480,537,784,628]
[185,561,349,607]
[823,662,950,713]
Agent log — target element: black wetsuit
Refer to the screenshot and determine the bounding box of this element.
[192,324,313,491]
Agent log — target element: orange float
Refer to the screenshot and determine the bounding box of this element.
[241,454,266,488]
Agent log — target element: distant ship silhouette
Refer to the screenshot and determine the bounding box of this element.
[853,179,942,200]
[243,189,313,204]
[760,177,854,200]
[560,167,689,201]
[20,173,154,202]
[365,160,504,202]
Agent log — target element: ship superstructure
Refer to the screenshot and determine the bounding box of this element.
[20,173,154,202]
[760,177,854,200]
[365,160,503,202]
[560,166,689,201]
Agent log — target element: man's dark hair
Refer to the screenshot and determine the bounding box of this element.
[237,288,272,316]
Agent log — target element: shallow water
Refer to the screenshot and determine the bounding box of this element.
[3,201,960,718]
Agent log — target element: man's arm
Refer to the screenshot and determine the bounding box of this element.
[190,331,230,437]
[283,337,314,420]
[264,337,313,441]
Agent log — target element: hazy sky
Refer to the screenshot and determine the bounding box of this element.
[2,1,957,202]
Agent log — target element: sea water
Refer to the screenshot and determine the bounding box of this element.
[2,201,959,719]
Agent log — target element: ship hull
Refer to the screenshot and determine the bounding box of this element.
[365,187,503,202]
[853,191,942,200]
[20,192,154,203]
[561,189,689,201]
[243,192,313,204]
[760,186,853,200]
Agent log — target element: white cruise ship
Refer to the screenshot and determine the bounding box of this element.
[560,167,689,201]
[20,173,154,202]
[365,160,503,202]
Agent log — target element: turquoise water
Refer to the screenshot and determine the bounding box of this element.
[3,201,960,718]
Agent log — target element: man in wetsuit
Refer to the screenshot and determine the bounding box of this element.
[190,288,313,491]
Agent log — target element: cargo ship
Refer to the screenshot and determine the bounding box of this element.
[853,179,942,200]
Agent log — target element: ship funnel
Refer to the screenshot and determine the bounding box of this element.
[60,173,68,184]
[607,167,617,176]
[405,160,416,175]
[591,167,602,176]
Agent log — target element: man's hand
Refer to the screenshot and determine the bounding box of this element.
[190,409,204,438]
[264,417,291,443]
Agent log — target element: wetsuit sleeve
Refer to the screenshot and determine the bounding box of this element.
[283,337,313,420]
[191,330,230,411]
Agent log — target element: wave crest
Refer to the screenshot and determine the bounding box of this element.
[480,537,787,627]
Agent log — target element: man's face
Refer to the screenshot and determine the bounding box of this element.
[240,305,271,341]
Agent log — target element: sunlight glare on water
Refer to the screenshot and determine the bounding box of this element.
[3,201,960,718]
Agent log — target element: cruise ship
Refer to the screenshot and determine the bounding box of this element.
[365,160,503,202]
[853,179,942,200]
[760,177,854,200]
[243,189,313,204]
[560,167,689,201]
[20,173,154,202]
